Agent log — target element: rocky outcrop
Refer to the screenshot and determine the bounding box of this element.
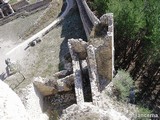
[0,80,28,120]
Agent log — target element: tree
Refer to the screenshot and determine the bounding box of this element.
[90,0,160,112]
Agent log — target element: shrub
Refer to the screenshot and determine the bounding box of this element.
[112,70,134,101]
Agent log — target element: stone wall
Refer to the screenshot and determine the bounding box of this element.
[75,0,100,39]
[75,0,94,39]
[12,0,29,12]
[0,1,14,19]
[68,39,85,104]
[67,1,115,107]
[75,0,114,88]
[82,0,100,25]
[41,1,115,106]
[0,0,51,25]
[90,13,114,91]
[0,12,22,25]
[16,0,51,12]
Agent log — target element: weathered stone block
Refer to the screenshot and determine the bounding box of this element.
[68,39,85,104]
[33,74,74,96]
[95,36,112,81]
[87,45,102,107]
[68,38,88,60]
[57,74,74,92]
[33,77,58,96]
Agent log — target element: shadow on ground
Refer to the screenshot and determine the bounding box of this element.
[57,0,67,17]
[59,6,87,69]
[45,4,87,120]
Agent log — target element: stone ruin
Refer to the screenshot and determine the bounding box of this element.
[33,13,114,111]
[0,0,51,22]
[0,0,114,113]
[0,0,14,19]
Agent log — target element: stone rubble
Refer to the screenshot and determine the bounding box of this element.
[33,74,74,96]
[0,0,127,120]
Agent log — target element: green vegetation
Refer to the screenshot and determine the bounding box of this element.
[113,70,134,101]
[137,105,152,114]
[28,0,37,4]
[112,70,153,120]
[9,0,18,4]
[90,0,159,111]
[9,0,37,4]
[91,0,160,61]
[91,0,108,16]
[136,105,153,120]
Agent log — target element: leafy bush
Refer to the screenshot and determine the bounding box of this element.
[112,70,134,101]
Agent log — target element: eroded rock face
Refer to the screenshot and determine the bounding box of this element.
[0,80,28,120]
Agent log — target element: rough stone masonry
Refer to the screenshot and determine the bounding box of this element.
[33,12,114,109]
[0,0,14,19]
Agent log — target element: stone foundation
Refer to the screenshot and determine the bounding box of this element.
[33,0,115,109]
[0,0,14,19]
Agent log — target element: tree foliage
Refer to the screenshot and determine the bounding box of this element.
[92,0,160,61]
[90,0,160,112]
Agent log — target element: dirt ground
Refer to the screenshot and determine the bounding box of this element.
[0,0,62,87]
[0,10,44,74]
[1,5,86,94]
[0,3,86,119]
